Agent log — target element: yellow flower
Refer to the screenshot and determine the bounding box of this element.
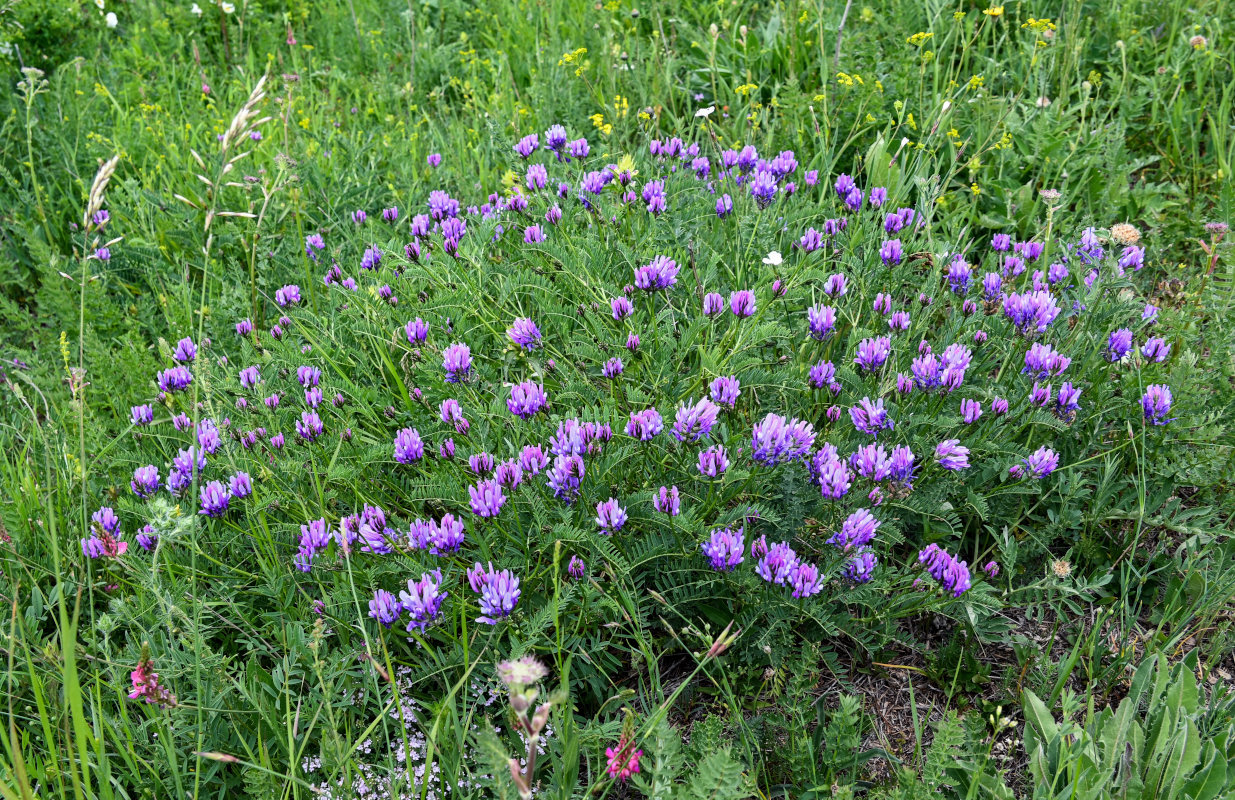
[906,31,934,46]
[836,73,854,87]
[865,113,876,123]
[906,113,917,131]
[970,183,981,195]
[734,83,758,96]
[953,11,966,21]
[967,74,985,90]
[983,5,1004,17]
[947,127,960,138]
[558,47,587,66]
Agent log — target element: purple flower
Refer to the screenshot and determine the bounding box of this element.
[992,233,1012,251]
[807,305,836,340]
[888,311,911,331]
[850,444,891,481]
[702,527,745,572]
[228,471,252,499]
[918,544,971,596]
[946,257,972,295]
[514,133,539,158]
[1107,329,1134,362]
[879,239,903,266]
[798,227,823,252]
[850,397,893,436]
[494,459,523,490]
[469,479,506,518]
[524,224,545,244]
[755,542,799,585]
[934,439,970,471]
[430,515,466,553]
[751,413,816,466]
[508,381,548,419]
[710,375,740,408]
[787,561,824,597]
[173,337,197,363]
[471,565,521,625]
[602,357,624,379]
[442,342,472,383]
[697,445,730,477]
[1141,337,1170,363]
[596,498,628,533]
[131,465,160,497]
[823,273,847,297]
[296,411,324,443]
[519,444,548,474]
[196,419,222,455]
[829,508,880,551]
[1023,343,1072,379]
[1009,446,1060,479]
[274,285,301,306]
[360,245,382,271]
[238,365,261,389]
[626,407,664,441]
[611,296,634,320]
[634,255,679,291]
[544,124,568,153]
[401,570,448,630]
[702,292,725,316]
[982,561,1000,578]
[982,272,1003,302]
[368,590,402,627]
[816,455,851,499]
[888,445,916,488]
[729,290,756,317]
[653,486,681,516]
[808,360,839,392]
[427,153,442,167]
[1055,382,1082,419]
[626,333,640,352]
[869,187,888,207]
[131,405,154,426]
[672,398,721,442]
[960,399,983,424]
[568,556,587,580]
[546,454,585,504]
[157,366,194,393]
[854,336,892,372]
[845,550,877,583]
[1142,384,1173,425]
[715,194,733,217]
[1142,304,1160,323]
[199,481,230,517]
[394,427,425,464]
[749,169,778,207]
[1003,290,1061,336]
[992,397,1009,415]
[642,180,667,215]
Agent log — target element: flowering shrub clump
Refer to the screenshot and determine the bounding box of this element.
[92,123,1180,698]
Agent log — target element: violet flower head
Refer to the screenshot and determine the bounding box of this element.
[947,257,973,295]
[199,480,230,518]
[888,445,917,488]
[368,590,402,628]
[749,169,778,207]
[829,508,880,551]
[850,443,891,481]
[807,305,836,340]
[546,454,585,504]
[697,444,730,477]
[750,413,816,466]
[507,381,548,419]
[626,407,664,441]
[1003,290,1061,336]
[472,566,521,624]
[934,439,970,470]
[131,405,154,426]
[514,133,539,158]
[602,357,624,379]
[702,292,725,316]
[653,485,681,516]
[1009,446,1060,480]
[274,285,301,306]
[854,336,892,372]
[992,397,1010,415]
[816,456,851,500]
[755,541,799,585]
[296,411,324,443]
[1055,381,1082,419]
[672,398,721,442]
[918,544,971,597]
[442,342,472,383]
[1023,343,1072,379]
[787,561,824,598]
[710,375,741,408]
[401,569,448,630]
[173,337,197,363]
[702,527,745,572]
[879,239,903,266]
[1141,337,1171,363]
[393,427,425,464]
[634,255,679,291]
[611,296,634,320]
[595,498,628,534]
[131,465,160,498]
[228,471,252,499]
[845,550,877,583]
[716,193,733,218]
[850,397,894,436]
[960,398,983,424]
[519,444,548,475]
[824,273,848,297]
[1142,384,1174,425]
[567,555,587,580]
[1107,329,1134,362]
[469,479,506,518]
[157,366,194,393]
[809,360,838,392]
[729,290,756,317]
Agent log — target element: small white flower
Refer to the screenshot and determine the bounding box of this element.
[105,11,118,27]
[762,250,782,266]
[221,1,234,12]
[94,0,105,8]
[191,3,202,14]
[694,106,714,119]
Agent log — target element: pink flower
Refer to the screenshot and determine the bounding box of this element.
[605,735,643,781]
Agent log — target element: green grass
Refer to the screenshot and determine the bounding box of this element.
[0,0,1233,798]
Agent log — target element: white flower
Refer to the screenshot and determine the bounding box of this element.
[762,251,782,266]
[94,0,105,8]
[221,1,234,12]
[191,3,202,14]
[694,106,714,119]
[105,11,118,26]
